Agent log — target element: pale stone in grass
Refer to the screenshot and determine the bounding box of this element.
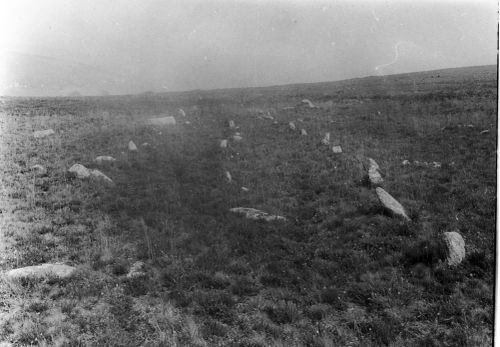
[185,121,191,125]
[321,132,330,145]
[368,158,380,171]
[147,116,176,126]
[432,162,441,168]
[229,120,236,129]
[301,129,308,136]
[230,207,287,222]
[68,164,91,179]
[126,261,146,279]
[220,139,228,148]
[301,99,316,108]
[89,169,114,185]
[442,231,465,266]
[5,263,76,281]
[368,168,383,185]
[30,164,47,176]
[95,156,116,164]
[262,114,274,120]
[233,135,243,142]
[289,122,296,130]
[225,171,232,182]
[142,143,149,146]
[480,129,489,134]
[332,146,342,153]
[375,187,410,221]
[402,160,410,166]
[33,129,55,138]
[128,141,138,151]
[179,108,186,117]
[241,187,249,192]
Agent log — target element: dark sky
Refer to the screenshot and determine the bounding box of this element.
[0,0,497,96]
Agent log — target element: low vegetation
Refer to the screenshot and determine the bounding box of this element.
[0,65,495,346]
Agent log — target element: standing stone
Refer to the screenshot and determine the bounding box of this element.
[368,158,383,185]
[301,129,308,136]
[128,141,138,151]
[375,187,410,221]
[332,146,342,153]
[89,169,114,185]
[321,133,330,145]
[220,139,228,148]
[442,231,465,266]
[5,263,76,281]
[33,129,55,138]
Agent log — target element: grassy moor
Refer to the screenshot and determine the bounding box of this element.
[0,65,496,346]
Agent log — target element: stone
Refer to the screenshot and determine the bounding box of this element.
[368,158,380,171]
[368,168,383,185]
[33,129,55,138]
[480,129,489,134]
[89,169,114,185]
[225,171,232,182]
[301,99,316,108]
[147,116,176,126]
[30,164,47,176]
[375,187,410,221]
[241,187,249,192]
[220,139,228,148]
[289,122,296,130]
[229,120,236,129]
[332,146,342,153]
[185,121,191,125]
[442,231,465,266]
[142,143,149,146]
[68,164,90,179]
[95,156,116,164]
[301,129,308,136]
[126,261,146,279]
[402,160,410,166]
[233,135,243,142]
[128,141,138,151]
[5,263,76,281]
[432,162,441,168]
[179,108,186,117]
[321,133,330,145]
[229,207,287,222]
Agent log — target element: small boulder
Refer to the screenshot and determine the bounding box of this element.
[128,141,138,151]
[5,263,76,281]
[95,156,116,164]
[68,164,90,179]
[375,187,410,221]
[332,146,342,153]
[442,231,465,266]
[126,261,146,279]
[229,207,287,222]
[321,133,330,145]
[289,122,296,130]
[33,129,55,138]
[147,116,176,126]
[301,129,308,136]
[30,164,47,176]
[220,139,228,148]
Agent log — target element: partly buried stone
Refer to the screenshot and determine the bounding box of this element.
[332,145,342,154]
[33,129,55,138]
[68,164,90,179]
[230,207,287,222]
[95,156,116,164]
[147,116,176,126]
[89,169,114,185]
[5,263,76,281]
[30,164,47,176]
[442,231,465,266]
[128,141,138,151]
[375,187,410,221]
[126,261,146,279]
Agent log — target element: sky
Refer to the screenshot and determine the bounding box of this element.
[0,0,497,96]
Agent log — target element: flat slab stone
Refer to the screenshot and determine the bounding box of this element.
[376,187,410,221]
[95,156,116,164]
[147,116,176,126]
[5,263,76,281]
[443,231,465,266]
[230,207,287,222]
[33,129,55,138]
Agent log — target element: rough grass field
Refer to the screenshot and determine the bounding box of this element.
[0,65,496,346]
